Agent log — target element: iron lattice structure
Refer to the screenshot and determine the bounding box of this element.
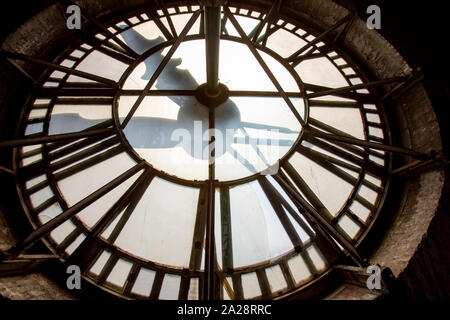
[0,0,436,300]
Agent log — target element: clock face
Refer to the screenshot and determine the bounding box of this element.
[12,2,390,299]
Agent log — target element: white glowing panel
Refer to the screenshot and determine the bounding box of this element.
[49,104,111,135]
[57,153,138,206]
[288,152,354,216]
[114,177,199,267]
[229,181,294,267]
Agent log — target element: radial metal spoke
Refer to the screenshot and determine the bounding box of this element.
[304,126,426,158]
[147,9,176,41]
[228,90,301,97]
[63,0,139,58]
[258,177,304,249]
[306,77,408,99]
[201,1,224,300]
[157,0,178,38]
[121,10,201,128]
[273,174,365,266]
[220,186,233,273]
[296,145,360,186]
[287,14,353,66]
[36,89,301,98]
[308,99,359,108]
[0,128,114,148]
[1,55,37,84]
[247,0,282,43]
[0,166,15,175]
[204,99,217,300]
[304,82,373,102]
[12,162,147,253]
[83,35,136,65]
[34,88,199,97]
[224,7,305,126]
[0,50,118,87]
[48,97,114,105]
[67,169,154,268]
[204,4,222,94]
[303,132,385,178]
[189,187,208,272]
[280,162,334,221]
[120,89,198,96]
[263,170,345,265]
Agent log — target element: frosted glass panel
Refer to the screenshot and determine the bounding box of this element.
[22,144,42,156]
[169,13,194,36]
[106,259,133,287]
[118,95,209,181]
[25,174,46,189]
[364,174,382,187]
[288,254,312,284]
[288,152,353,216]
[22,153,42,166]
[266,28,308,58]
[114,177,199,267]
[224,13,260,37]
[117,20,166,55]
[267,175,315,242]
[76,172,139,230]
[266,265,288,292]
[159,274,181,300]
[72,50,128,82]
[24,123,43,136]
[38,203,63,224]
[223,277,233,300]
[295,57,349,88]
[219,41,272,91]
[242,272,261,299]
[260,51,299,93]
[49,220,76,245]
[338,215,360,239]
[37,199,74,245]
[188,278,199,300]
[230,181,294,267]
[90,251,111,276]
[57,153,137,206]
[215,96,302,181]
[358,185,378,205]
[65,233,86,255]
[101,209,125,240]
[29,186,53,208]
[309,107,364,139]
[132,268,156,297]
[307,246,326,272]
[49,104,111,135]
[123,41,204,90]
[350,201,371,222]
[28,109,46,119]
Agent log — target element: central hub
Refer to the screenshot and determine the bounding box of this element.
[195,82,230,108]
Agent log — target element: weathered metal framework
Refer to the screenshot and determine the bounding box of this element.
[0,0,445,300]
